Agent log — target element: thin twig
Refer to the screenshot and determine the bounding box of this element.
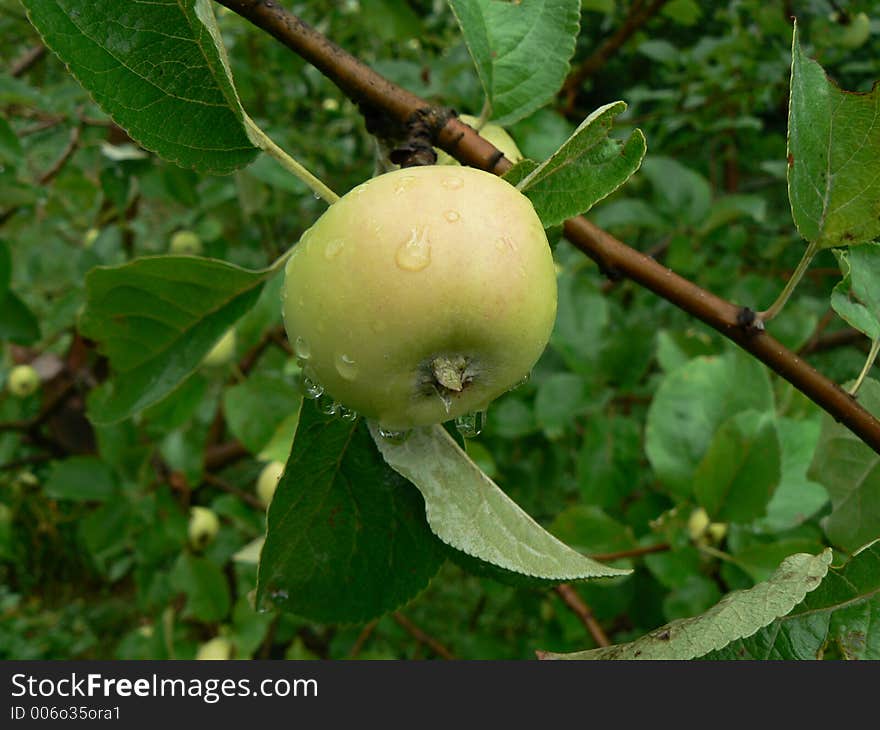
[204,441,249,471]
[10,44,46,77]
[589,543,670,562]
[561,0,671,110]
[202,473,264,509]
[391,612,456,660]
[348,619,379,658]
[554,584,610,647]
[799,327,866,356]
[213,0,880,456]
[38,121,82,185]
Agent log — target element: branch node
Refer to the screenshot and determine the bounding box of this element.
[736,306,764,335]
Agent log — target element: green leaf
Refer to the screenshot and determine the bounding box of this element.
[22,0,259,174]
[693,411,781,524]
[543,549,832,659]
[44,456,118,502]
[535,372,588,438]
[448,0,581,125]
[79,257,270,423]
[257,401,445,623]
[224,375,302,456]
[0,239,39,345]
[706,543,880,659]
[513,102,646,227]
[809,377,880,552]
[550,271,609,373]
[831,244,880,341]
[0,291,40,345]
[645,350,775,499]
[756,417,828,533]
[787,24,880,249]
[640,156,711,227]
[0,116,22,165]
[371,423,629,581]
[170,552,231,623]
[549,505,637,559]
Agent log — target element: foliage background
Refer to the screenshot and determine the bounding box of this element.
[1,0,879,659]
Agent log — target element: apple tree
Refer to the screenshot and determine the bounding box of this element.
[2,0,880,660]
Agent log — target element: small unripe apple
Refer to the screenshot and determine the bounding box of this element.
[169,229,203,256]
[83,227,100,249]
[256,461,284,508]
[282,166,556,430]
[7,364,40,398]
[687,507,727,545]
[202,329,237,368]
[436,114,524,166]
[188,506,220,550]
[195,636,233,660]
[831,11,871,49]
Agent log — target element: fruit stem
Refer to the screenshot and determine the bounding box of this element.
[850,338,880,396]
[245,117,340,204]
[431,355,468,392]
[474,99,492,131]
[759,239,819,323]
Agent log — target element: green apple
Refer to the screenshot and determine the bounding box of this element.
[83,227,100,249]
[687,507,727,545]
[256,461,284,508]
[169,229,203,256]
[436,114,524,166]
[202,329,237,368]
[188,506,220,550]
[7,364,40,398]
[282,165,557,430]
[195,636,233,660]
[831,11,871,49]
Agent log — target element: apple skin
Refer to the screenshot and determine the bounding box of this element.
[188,506,220,550]
[7,364,40,398]
[202,329,237,368]
[256,461,284,508]
[169,229,203,256]
[436,114,524,166]
[282,165,556,430]
[195,637,233,660]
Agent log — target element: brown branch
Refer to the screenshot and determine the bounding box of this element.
[213,0,880,456]
[204,440,249,471]
[38,120,82,185]
[799,327,866,356]
[391,612,456,660]
[554,584,610,647]
[348,619,379,658]
[10,44,46,78]
[589,542,670,562]
[561,0,671,108]
[201,473,264,510]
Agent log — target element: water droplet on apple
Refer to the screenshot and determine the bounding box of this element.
[444,210,461,222]
[335,353,359,380]
[338,405,358,422]
[324,238,345,259]
[301,373,324,399]
[394,175,416,194]
[378,427,410,444]
[455,410,485,438]
[294,336,311,361]
[510,373,529,391]
[318,396,340,416]
[396,226,431,272]
[442,176,463,190]
[495,236,516,253]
